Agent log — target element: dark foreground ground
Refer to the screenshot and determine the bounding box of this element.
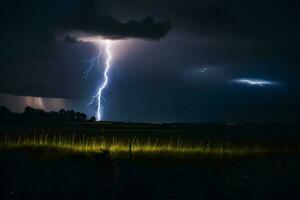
[1,149,300,200]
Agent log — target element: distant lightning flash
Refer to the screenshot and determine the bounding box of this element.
[233,79,276,87]
[198,65,213,74]
[199,67,211,73]
[86,40,112,121]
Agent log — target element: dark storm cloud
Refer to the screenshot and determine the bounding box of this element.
[171,1,300,44]
[103,0,300,44]
[56,0,172,40]
[0,0,99,99]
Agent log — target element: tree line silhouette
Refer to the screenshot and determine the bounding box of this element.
[0,106,95,125]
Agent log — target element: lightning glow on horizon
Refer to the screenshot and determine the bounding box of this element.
[86,40,112,121]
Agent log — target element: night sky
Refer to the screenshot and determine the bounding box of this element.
[0,0,299,122]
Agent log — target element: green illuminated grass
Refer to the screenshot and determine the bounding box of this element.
[0,132,298,159]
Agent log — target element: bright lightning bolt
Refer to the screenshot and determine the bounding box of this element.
[96,40,112,121]
[86,40,112,121]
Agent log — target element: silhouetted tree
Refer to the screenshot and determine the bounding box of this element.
[0,106,89,125]
[67,110,76,120]
[0,106,10,114]
[24,106,35,113]
[75,112,87,121]
[59,109,67,117]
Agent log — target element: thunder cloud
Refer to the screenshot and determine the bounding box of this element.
[56,0,172,40]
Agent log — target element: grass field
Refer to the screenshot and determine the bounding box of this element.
[1,126,299,160]
[1,125,300,200]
